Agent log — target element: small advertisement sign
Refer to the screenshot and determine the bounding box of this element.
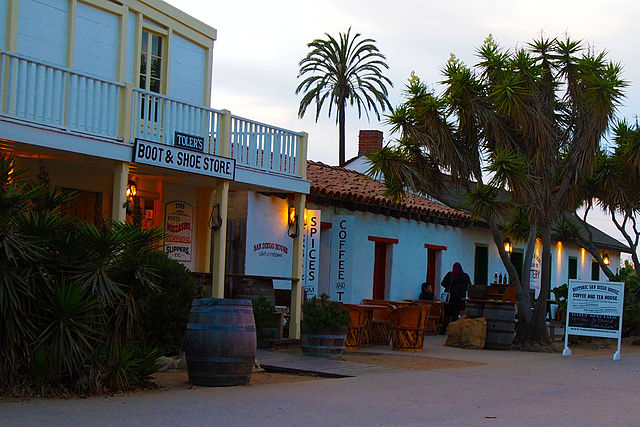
[164,200,193,263]
[330,215,354,302]
[563,279,625,360]
[134,139,235,180]
[302,210,321,299]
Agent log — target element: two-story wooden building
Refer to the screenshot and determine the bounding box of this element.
[0,0,309,337]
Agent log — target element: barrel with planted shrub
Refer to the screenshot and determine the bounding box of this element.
[183,297,256,386]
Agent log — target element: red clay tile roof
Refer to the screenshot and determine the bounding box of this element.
[307,161,469,223]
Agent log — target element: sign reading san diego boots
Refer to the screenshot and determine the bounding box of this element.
[134,139,235,180]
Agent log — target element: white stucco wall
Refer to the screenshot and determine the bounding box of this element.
[244,193,623,304]
[244,192,292,289]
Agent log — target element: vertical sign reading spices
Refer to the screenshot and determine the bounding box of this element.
[302,210,321,299]
[164,200,193,262]
[330,215,354,302]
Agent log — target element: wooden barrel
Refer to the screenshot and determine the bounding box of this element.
[183,298,256,386]
[232,276,275,305]
[483,302,516,350]
[300,328,346,358]
[464,299,484,318]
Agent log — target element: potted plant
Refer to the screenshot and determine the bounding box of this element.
[300,293,351,358]
[252,296,283,348]
[551,284,568,321]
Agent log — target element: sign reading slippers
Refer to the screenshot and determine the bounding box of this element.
[134,139,235,180]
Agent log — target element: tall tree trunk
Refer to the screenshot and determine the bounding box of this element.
[532,222,552,341]
[338,99,346,166]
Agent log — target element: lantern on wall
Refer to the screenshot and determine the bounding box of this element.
[603,253,610,266]
[288,204,299,238]
[123,180,137,215]
[503,237,513,254]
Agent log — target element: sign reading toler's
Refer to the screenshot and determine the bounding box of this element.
[174,131,204,152]
[134,139,235,180]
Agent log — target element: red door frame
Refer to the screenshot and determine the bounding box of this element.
[369,236,399,300]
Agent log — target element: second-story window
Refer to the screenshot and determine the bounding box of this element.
[139,31,163,93]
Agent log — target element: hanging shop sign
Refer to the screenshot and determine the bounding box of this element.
[174,131,204,152]
[134,139,235,180]
[302,210,321,299]
[164,200,193,263]
[562,279,625,360]
[330,215,354,302]
[529,239,541,290]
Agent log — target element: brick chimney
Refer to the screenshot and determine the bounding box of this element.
[358,130,383,156]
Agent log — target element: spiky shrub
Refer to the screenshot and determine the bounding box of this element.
[0,154,165,397]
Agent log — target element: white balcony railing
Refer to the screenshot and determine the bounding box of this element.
[0,51,122,138]
[0,51,305,179]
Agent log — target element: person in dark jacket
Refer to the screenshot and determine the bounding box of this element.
[441,262,471,329]
[419,281,434,300]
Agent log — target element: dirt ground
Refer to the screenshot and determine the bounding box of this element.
[552,336,640,356]
[152,369,319,391]
[343,352,483,370]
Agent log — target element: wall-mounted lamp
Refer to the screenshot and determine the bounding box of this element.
[123,180,137,215]
[209,203,222,231]
[288,204,299,238]
[603,253,610,266]
[503,237,513,254]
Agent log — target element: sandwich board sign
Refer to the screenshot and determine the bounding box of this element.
[562,279,625,360]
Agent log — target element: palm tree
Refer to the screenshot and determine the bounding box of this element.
[367,35,625,344]
[296,28,393,166]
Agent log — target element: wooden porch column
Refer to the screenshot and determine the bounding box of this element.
[211,109,232,298]
[211,181,229,298]
[289,132,309,339]
[289,193,306,339]
[112,162,129,222]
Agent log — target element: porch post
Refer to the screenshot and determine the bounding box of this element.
[211,109,232,298]
[112,162,129,222]
[211,181,229,298]
[289,132,309,339]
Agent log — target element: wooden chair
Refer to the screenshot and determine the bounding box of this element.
[390,305,432,352]
[411,300,443,335]
[344,304,367,350]
[370,305,394,345]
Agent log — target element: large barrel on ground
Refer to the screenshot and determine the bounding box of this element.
[232,276,275,305]
[482,302,516,350]
[183,298,256,386]
[464,299,484,318]
[300,328,347,358]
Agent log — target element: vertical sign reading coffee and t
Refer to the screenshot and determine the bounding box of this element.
[330,215,354,302]
[302,210,321,299]
[164,201,193,262]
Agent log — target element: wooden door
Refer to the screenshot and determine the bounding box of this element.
[427,249,437,288]
[372,242,387,299]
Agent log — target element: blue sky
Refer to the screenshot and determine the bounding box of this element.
[169,0,640,258]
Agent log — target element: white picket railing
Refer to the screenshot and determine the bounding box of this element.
[0,51,122,138]
[0,51,304,178]
[230,115,301,176]
[132,88,222,155]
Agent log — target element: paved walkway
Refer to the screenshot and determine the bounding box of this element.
[4,336,640,426]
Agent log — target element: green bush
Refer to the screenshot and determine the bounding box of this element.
[614,264,640,336]
[302,293,351,334]
[0,154,165,397]
[137,251,197,355]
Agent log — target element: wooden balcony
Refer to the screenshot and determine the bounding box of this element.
[0,50,308,190]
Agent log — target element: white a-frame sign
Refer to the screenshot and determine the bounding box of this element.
[562,279,625,360]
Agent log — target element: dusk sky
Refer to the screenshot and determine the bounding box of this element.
[168,0,640,257]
